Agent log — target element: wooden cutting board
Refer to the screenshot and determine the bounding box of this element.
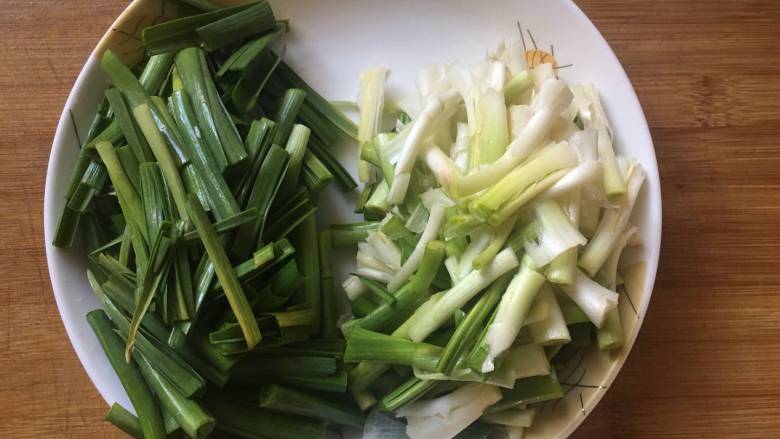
[0,0,778,437]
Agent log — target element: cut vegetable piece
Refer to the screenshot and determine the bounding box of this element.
[279,123,311,196]
[364,180,390,217]
[219,23,286,74]
[274,61,359,140]
[232,48,285,116]
[344,275,368,301]
[169,87,239,219]
[319,230,339,339]
[453,78,573,197]
[358,276,396,305]
[175,48,243,170]
[504,71,533,103]
[420,140,460,192]
[480,261,545,372]
[487,344,550,388]
[308,136,358,190]
[187,195,261,348]
[524,199,587,267]
[133,104,190,221]
[262,189,316,242]
[139,163,172,242]
[597,306,624,351]
[398,383,502,439]
[597,127,626,198]
[95,141,148,243]
[449,122,469,173]
[357,67,388,181]
[294,215,320,333]
[563,270,619,328]
[408,248,519,342]
[366,230,402,270]
[105,88,153,162]
[105,403,144,438]
[387,202,446,292]
[207,394,327,439]
[538,160,601,202]
[232,145,289,257]
[469,142,578,225]
[112,327,204,399]
[545,190,582,286]
[345,327,442,371]
[571,84,614,142]
[362,409,407,439]
[147,94,190,165]
[331,221,380,248]
[472,215,516,270]
[272,370,348,393]
[273,88,306,146]
[139,53,175,96]
[141,3,256,54]
[232,355,337,381]
[134,350,215,439]
[349,292,444,393]
[195,0,276,51]
[381,377,437,412]
[388,88,459,204]
[259,384,366,428]
[580,161,645,275]
[302,150,334,197]
[490,371,563,412]
[474,88,509,166]
[436,274,509,374]
[481,408,535,428]
[87,311,166,439]
[599,225,638,290]
[528,284,571,345]
[342,241,445,337]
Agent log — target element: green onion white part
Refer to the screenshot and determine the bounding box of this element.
[386,202,447,291]
[545,190,581,286]
[397,383,502,439]
[538,160,602,201]
[522,298,550,327]
[455,226,494,280]
[469,141,579,225]
[388,88,460,204]
[420,140,459,191]
[580,161,645,275]
[563,270,619,328]
[335,39,648,435]
[529,284,572,346]
[452,78,573,197]
[408,248,519,342]
[481,407,536,428]
[480,261,546,372]
[599,225,639,290]
[357,67,388,182]
[571,84,614,139]
[343,275,367,301]
[404,203,429,234]
[597,126,626,197]
[488,344,551,388]
[450,122,470,172]
[523,199,587,267]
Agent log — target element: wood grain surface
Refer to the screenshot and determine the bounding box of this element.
[0,1,778,437]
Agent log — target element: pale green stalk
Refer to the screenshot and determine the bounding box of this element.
[408,248,519,342]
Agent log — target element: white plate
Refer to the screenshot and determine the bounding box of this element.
[43,0,661,437]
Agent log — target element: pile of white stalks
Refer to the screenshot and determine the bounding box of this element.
[338,39,645,439]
